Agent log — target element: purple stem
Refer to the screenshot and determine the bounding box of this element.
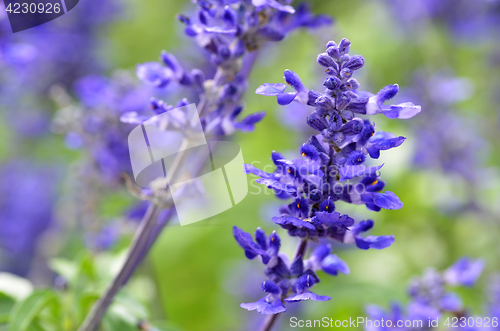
[260,313,281,331]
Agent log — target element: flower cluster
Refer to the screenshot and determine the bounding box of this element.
[51,72,173,253]
[0,1,119,273]
[234,226,349,313]
[234,39,421,316]
[384,0,500,41]
[488,276,500,323]
[408,72,486,211]
[54,72,157,185]
[0,0,121,138]
[365,258,485,330]
[121,0,331,140]
[0,161,58,275]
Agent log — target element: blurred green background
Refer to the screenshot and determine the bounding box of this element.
[1,0,500,330]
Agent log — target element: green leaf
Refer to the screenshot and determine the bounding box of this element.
[0,293,15,324]
[49,259,78,285]
[76,292,100,324]
[102,312,138,331]
[112,292,148,321]
[148,320,185,331]
[49,254,97,287]
[98,291,151,331]
[9,290,56,331]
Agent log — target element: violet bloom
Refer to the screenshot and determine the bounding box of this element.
[443,257,485,287]
[56,73,158,186]
[488,276,500,322]
[0,161,59,276]
[365,258,485,330]
[84,225,119,251]
[234,227,336,314]
[121,0,331,140]
[0,0,121,139]
[235,39,420,320]
[382,0,500,42]
[406,71,487,213]
[51,73,161,250]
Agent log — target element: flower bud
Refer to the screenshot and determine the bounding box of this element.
[324,76,341,90]
[317,53,336,67]
[338,38,351,55]
[326,46,340,59]
[307,113,328,131]
[344,55,365,70]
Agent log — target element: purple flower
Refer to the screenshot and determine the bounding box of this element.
[366,258,487,330]
[0,0,122,139]
[136,62,172,88]
[408,72,487,213]
[366,132,406,159]
[233,226,280,264]
[233,227,332,314]
[84,225,119,251]
[68,73,158,185]
[256,69,309,105]
[252,0,295,14]
[365,191,404,210]
[365,84,421,119]
[284,291,331,302]
[347,220,395,250]
[119,0,330,148]
[443,257,485,287]
[236,37,417,321]
[241,296,286,314]
[307,244,350,276]
[384,0,500,42]
[0,161,59,276]
[339,164,384,181]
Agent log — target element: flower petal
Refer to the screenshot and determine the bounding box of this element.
[255,83,287,96]
[252,0,295,14]
[373,191,403,210]
[321,254,350,275]
[285,291,331,302]
[241,297,286,314]
[443,257,485,287]
[355,235,395,250]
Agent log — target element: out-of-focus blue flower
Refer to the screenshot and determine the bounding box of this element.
[488,276,500,322]
[404,71,488,214]
[55,73,156,186]
[84,224,119,251]
[382,0,500,42]
[51,72,162,251]
[443,257,485,287]
[0,161,59,275]
[410,73,484,183]
[365,258,486,330]
[0,0,122,139]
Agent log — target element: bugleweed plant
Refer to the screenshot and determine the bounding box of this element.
[234,38,421,330]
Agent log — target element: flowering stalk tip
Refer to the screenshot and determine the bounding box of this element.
[235,39,421,324]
